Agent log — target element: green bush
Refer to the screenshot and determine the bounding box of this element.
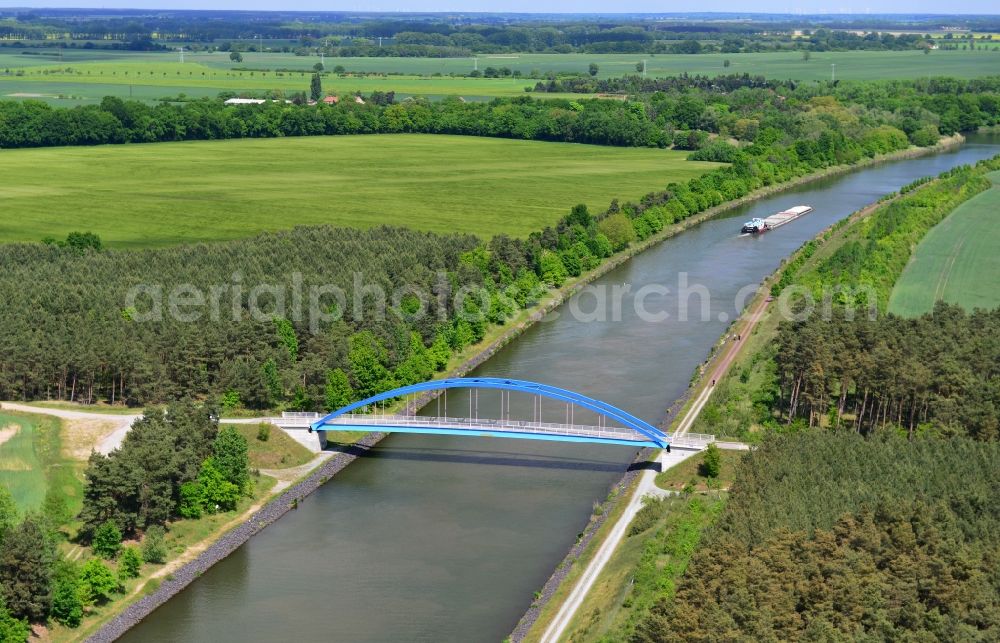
[92,521,122,560]
[141,526,167,564]
[119,546,142,579]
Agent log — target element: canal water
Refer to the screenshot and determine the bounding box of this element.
[122,133,1000,642]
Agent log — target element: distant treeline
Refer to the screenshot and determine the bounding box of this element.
[4,76,1000,153]
[533,72,784,95]
[637,432,1000,641]
[0,95,672,148]
[0,81,965,408]
[4,11,997,56]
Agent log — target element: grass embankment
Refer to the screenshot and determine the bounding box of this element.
[0,134,718,247]
[235,423,314,470]
[654,449,744,493]
[889,170,1000,315]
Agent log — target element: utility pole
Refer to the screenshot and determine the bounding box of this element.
[474,57,478,72]
[179,47,184,64]
[831,63,836,82]
[642,59,647,78]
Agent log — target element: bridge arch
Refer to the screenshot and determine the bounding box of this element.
[310,377,668,448]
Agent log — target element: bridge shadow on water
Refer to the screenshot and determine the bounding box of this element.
[324,441,660,473]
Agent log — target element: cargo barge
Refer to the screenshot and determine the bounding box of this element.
[741,205,813,234]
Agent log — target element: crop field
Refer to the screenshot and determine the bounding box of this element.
[889,171,1000,316]
[0,61,549,104]
[208,49,1000,80]
[1,48,999,105]
[0,134,720,247]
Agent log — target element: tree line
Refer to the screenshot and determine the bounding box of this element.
[634,431,1000,641]
[4,75,1000,153]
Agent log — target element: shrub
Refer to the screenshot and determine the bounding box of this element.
[119,546,143,579]
[92,520,122,560]
[51,562,83,627]
[700,443,721,479]
[79,558,118,605]
[141,526,167,564]
[177,481,204,519]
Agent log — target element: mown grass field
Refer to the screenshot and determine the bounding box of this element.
[0,412,48,511]
[0,134,719,246]
[889,170,1000,316]
[2,48,998,105]
[0,411,82,515]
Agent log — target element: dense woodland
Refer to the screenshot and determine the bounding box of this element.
[775,304,999,439]
[635,432,1000,641]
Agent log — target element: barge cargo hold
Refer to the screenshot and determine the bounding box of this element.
[741,205,813,234]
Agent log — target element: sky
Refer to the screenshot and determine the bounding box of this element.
[1,0,997,13]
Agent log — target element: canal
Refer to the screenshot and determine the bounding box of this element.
[122,133,1000,642]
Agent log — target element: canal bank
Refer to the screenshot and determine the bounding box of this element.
[109,133,1000,643]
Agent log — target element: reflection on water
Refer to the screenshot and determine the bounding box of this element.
[122,133,1000,643]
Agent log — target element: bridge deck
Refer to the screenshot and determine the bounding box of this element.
[276,413,714,450]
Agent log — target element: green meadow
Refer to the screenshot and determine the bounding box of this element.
[889,170,1000,316]
[0,134,719,247]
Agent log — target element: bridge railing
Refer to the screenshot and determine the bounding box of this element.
[669,432,717,449]
[324,413,659,443]
[270,412,716,449]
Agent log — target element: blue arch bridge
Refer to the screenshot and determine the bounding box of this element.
[274,378,713,451]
